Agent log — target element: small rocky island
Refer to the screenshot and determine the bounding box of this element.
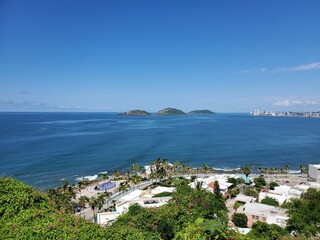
[188,110,216,114]
[157,107,186,115]
[119,109,151,116]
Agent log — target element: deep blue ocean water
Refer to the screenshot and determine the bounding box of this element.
[0,112,319,189]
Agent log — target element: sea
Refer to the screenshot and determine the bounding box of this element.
[0,112,319,189]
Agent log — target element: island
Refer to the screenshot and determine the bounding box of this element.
[157,107,186,115]
[188,110,216,114]
[118,109,151,116]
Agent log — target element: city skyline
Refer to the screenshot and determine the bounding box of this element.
[1,1,319,112]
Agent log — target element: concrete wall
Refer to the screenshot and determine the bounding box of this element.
[309,164,320,182]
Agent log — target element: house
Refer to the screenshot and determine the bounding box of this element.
[234,194,256,204]
[309,164,320,182]
[258,191,287,205]
[189,175,233,194]
[237,202,288,227]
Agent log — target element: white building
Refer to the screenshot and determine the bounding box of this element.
[237,202,289,228]
[189,174,233,194]
[309,164,320,182]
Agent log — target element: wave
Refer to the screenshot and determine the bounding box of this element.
[212,167,241,172]
[75,175,98,181]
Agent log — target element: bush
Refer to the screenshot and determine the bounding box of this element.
[230,188,240,198]
[232,213,248,227]
[260,197,279,206]
[269,182,279,190]
[244,187,257,197]
[247,221,287,240]
[152,192,173,198]
[253,176,266,188]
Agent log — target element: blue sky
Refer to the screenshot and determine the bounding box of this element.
[0,0,319,112]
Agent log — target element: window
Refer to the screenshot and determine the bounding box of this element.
[262,217,266,221]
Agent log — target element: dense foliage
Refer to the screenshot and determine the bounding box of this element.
[285,188,320,237]
[104,182,234,239]
[253,176,266,188]
[246,221,287,240]
[2,176,319,239]
[0,177,105,239]
[232,213,248,228]
[260,197,279,207]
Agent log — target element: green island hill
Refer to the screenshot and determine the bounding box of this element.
[188,110,216,114]
[119,109,151,116]
[157,107,186,115]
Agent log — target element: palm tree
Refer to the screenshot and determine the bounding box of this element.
[112,169,120,180]
[119,181,130,194]
[138,166,146,178]
[202,164,209,174]
[130,162,139,174]
[89,197,98,218]
[78,196,89,218]
[195,181,203,191]
[241,166,251,184]
[284,164,290,173]
[101,174,109,186]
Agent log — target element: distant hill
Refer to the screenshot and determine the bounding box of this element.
[188,110,216,114]
[119,110,151,116]
[157,107,186,115]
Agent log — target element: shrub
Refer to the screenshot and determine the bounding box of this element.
[260,197,279,206]
[232,213,248,227]
[269,181,279,190]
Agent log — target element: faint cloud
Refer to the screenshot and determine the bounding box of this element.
[275,62,320,73]
[273,99,319,107]
[0,98,112,111]
[238,62,320,74]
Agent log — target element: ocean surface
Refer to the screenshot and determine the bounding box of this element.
[0,112,319,189]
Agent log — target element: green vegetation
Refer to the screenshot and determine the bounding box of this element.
[269,181,279,190]
[104,182,234,239]
[1,167,320,239]
[285,188,320,237]
[0,177,105,239]
[260,197,279,207]
[119,109,151,116]
[247,221,287,240]
[232,213,248,228]
[253,176,266,189]
[188,110,216,114]
[157,107,186,115]
[244,187,257,197]
[152,192,173,198]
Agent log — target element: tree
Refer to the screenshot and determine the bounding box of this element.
[195,181,203,191]
[241,166,251,184]
[130,162,138,174]
[247,221,287,240]
[232,213,247,227]
[285,188,320,237]
[253,176,266,188]
[214,180,221,198]
[284,164,290,173]
[269,181,279,190]
[260,197,279,206]
[202,164,209,174]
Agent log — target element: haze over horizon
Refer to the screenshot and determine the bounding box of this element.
[1,1,319,113]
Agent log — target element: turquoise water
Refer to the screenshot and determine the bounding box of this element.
[0,112,319,189]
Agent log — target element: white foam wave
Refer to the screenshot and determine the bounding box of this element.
[75,175,98,181]
[213,167,241,172]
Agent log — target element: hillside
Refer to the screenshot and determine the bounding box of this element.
[188,110,216,114]
[157,107,186,115]
[0,177,105,239]
[119,109,151,116]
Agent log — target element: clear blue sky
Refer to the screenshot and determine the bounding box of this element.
[1,0,319,112]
